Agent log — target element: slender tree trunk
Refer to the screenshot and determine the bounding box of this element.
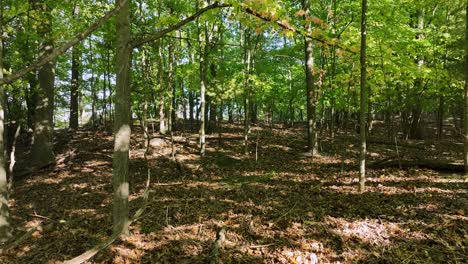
[158,42,166,134]
[31,0,55,168]
[90,39,97,129]
[228,102,233,123]
[108,52,113,124]
[103,71,107,126]
[189,90,194,129]
[409,9,425,140]
[69,5,80,129]
[464,2,468,174]
[288,63,294,127]
[112,0,131,235]
[168,42,175,133]
[359,0,368,193]
[243,33,252,155]
[302,0,318,156]
[437,95,444,140]
[0,0,12,242]
[197,9,209,157]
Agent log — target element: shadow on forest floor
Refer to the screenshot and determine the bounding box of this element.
[1,124,467,263]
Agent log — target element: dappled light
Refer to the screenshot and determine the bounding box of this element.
[1,0,467,263]
[0,125,466,263]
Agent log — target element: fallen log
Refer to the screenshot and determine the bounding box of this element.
[369,159,464,172]
[367,139,426,150]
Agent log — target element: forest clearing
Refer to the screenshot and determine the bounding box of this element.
[0,0,467,263]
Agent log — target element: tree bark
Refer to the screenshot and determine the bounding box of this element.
[409,9,426,140]
[197,3,209,157]
[168,41,175,133]
[359,0,368,193]
[89,39,97,128]
[158,41,167,135]
[464,1,468,174]
[0,1,12,242]
[112,0,131,235]
[302,0,319,156]
[30,0,55,168]
[189,90,194,129]
[69,5,81,129]
[437,95,444,140]
[243,31,252,155]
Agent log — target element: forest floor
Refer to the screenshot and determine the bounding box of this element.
[1,123,467,263]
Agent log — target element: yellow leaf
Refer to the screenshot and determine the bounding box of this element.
[295,10,306,17]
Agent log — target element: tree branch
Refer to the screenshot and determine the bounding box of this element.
[0,0,128,85]
[242,7,356,54]
[131,2,230,48]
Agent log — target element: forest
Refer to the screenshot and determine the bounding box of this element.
[0,0,466,263]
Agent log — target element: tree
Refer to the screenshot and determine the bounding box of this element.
[30,0,56,169]
[464,0,468,174]
[0,0,11,243]
[302,0,319,156]
[197,2,209,157]
[112,0,131,234]
[359,0,368,193]
[69,4,81,129]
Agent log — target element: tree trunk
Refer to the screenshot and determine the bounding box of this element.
[168,42,175,133]
[69,5,80,129]
[30,0,55,168]
[198,8,208,157]
[112,0,131,235]
[189,90,194,129]
[90,39,97,128]
[26,74,38,130]
[0,2,12,242]
[209,100,217,132]
[409,9,426,140]
[158,42,167,135]
[359,0,368,193]
[243,32,252,155]
[464,1,468,174]
[302,0,318,156]
[228,102,233,123]
[437,95,444,140]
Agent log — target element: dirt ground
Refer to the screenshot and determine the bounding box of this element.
[1,123,466,263]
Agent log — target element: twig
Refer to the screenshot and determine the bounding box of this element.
[29,213,56,222]
[249,243,275,249]
[273,202,298,223]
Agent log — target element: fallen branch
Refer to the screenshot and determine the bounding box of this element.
[249,243,275,249]
[367,139,426,150]
[369,159,464,172]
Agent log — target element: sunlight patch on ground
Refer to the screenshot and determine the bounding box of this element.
[328,217,402,246]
